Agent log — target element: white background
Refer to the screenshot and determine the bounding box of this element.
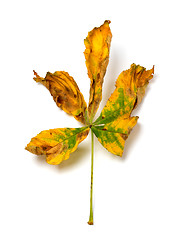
[1,0,179,239]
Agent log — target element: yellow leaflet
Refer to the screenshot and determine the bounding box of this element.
[94,64,154,125]
[84,20,112,120]
[92,116,138,156]
[33,71,87,124]
[25,127,89,165]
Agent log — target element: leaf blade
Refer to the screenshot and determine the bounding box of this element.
[33,71,88,124]
[84,20,112,120]
[25,127,89,165]
[92,63,154,157]
[94,64,154,125]
[92,116,138,156]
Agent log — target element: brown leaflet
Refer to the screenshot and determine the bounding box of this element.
[33,71,88,124]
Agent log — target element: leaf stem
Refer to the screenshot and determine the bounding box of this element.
[88,129,94,225]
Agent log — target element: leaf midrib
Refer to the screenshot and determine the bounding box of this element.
[43,126,89,144]
[91,126,127,135]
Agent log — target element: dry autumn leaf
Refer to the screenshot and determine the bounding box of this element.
[25,21,154,225]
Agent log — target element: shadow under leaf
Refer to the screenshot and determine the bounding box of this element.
[34,144,89,172]
[57,145,89,171]
[122,123,142,160]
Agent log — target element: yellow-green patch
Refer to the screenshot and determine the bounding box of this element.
[92,116,138,156]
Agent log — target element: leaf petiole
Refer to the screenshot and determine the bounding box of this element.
[88,129,94,225]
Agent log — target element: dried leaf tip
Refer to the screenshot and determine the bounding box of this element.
[33,70,43,82]
[33,70,39,78]
[104,20,111,24]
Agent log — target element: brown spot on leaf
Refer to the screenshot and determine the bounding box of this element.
[121,133,128,140]
[57,96,63,105]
